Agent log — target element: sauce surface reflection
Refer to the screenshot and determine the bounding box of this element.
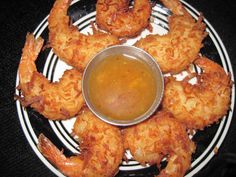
[88,54,157,120]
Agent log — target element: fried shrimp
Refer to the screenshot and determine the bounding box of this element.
[17,33,84,120]
[48,0,120,70]
[38,108,124,177]
[96,0,151,38]
[123,111,195,177]
[162,57,232,130]
[135,0,207,73]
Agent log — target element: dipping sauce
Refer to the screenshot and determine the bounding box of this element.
[88,54,157,120]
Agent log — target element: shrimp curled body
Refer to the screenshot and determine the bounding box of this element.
[49,0,120,70]
[38,108,124,177]
[162,57,232,130]
[17,34,84,120]
[123,111,195,177]
[135,0,207,73]
[96,0,151,38]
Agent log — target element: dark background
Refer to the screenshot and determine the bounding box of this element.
[0,0,236,176]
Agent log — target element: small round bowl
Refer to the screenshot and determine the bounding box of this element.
[82,45,164,126]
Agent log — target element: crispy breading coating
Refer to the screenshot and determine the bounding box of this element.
[17,34,84,120]
[38,108,124,177]
[162,57,232,129]
[123,111,195,177]
[96,0,151,38]
[48,0,120,70]
[135,0,207,73]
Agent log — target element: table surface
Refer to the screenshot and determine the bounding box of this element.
[0,0,236,176]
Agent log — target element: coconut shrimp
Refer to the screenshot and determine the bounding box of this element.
[48,0,120,71]
[162,57,232,130]
[96,0,151,38]
[17,33,84,120]
[135,0,207,73]
[38,108,124,177]
[123,111,195,177]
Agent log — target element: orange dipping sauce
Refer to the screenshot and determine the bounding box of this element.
[88,54,157,120]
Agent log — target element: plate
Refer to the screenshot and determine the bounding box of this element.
[15,0,235,176]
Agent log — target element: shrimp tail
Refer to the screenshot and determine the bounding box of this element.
[19,33,44,85]
[160,0,189,16]
[22,33,44,63]
[38,134,67,165]
[38,134,84,177]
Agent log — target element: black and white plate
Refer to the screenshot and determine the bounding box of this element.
[15,0,235,176]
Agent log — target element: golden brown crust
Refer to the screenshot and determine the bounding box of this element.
[123,111,195,177]
[21,69,84,120]
[17,34,84,120]
[162,57,232,130]
[73,108,124,177]
[48,0,120,71]
[38,108,124,177]
[135,0,207,74]
[96,0,151,38]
